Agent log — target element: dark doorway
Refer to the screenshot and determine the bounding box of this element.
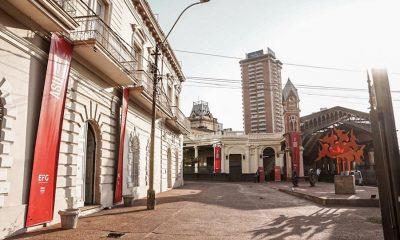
[229,154,242,181]
[85,124,96,205]
[263,148,275,181]
[206,156,214,173]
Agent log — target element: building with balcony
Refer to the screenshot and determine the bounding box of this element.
[0,0,189,238]
[240,48,284,134]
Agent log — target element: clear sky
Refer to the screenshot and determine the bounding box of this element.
[148,0,400,131]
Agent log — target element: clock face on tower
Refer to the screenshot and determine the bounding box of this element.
[288,95,297,109]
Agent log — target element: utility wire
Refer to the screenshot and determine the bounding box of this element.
[184,83,400,102]
[175,49,400,75]
[184,80,400,93]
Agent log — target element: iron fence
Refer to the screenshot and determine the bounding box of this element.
[171,106,191,130]
[70,15,137,80]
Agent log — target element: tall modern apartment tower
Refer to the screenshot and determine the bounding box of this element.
[240,48,284,134]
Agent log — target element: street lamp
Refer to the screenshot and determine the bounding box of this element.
[147,0,210,210]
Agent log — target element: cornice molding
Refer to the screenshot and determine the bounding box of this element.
[132,0,185,81]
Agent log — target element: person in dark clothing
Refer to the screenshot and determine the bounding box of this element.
[254,169,260,183]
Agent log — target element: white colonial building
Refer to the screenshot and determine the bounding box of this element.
[184,131,285,181]
[0,0,189,238]
[183,101,285,181]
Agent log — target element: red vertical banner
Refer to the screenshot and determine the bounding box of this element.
[114,87,129,204]
[26,34,73,227]
[290,132,300,174]
[214,146,221,173]
[274,166,281,181]
[258,166,265,182]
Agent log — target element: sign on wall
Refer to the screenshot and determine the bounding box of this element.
[26,33,73,227]
[114,87,129,203]
[290,132,300,174]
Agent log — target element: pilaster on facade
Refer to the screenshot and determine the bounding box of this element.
[0,77,16,208]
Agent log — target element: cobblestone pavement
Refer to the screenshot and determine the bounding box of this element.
[12,181,383,240]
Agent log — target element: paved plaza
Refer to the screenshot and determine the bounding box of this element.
[12,181,383,240]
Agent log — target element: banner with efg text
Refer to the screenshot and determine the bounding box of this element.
[26,33,73,227]
[114,87,129,204]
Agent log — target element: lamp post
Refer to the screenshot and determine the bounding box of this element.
[147,0,210,210]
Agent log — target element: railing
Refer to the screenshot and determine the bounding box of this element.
[135,70,173,116]
[53,0,78,16]
[171,106,191,131]
[70,15,137,80]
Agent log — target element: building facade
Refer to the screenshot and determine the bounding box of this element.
[0,0,189,238]
[240,48,284,134]
[183,101,284,181]
[183,131,285,181]
[188,100,223,134]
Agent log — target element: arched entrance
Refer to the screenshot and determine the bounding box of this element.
[263,148,275,181]
[167,148,172,188]
[84,123,97,205]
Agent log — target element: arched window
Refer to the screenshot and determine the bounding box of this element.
[289,115,298,132]
[129,135,140,187]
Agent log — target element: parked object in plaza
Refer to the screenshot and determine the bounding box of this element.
[123,195,136,207]
[58,209,80,229]
[308,169,318,187]
[350,170,363,185]
[292,171,298,187]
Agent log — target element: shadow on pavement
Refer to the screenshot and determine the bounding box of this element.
[9,228,68,239]
[248,208,342,239]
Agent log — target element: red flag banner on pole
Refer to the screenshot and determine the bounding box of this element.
[26,33,73,227]
[114,87,129,204]
[214,146,221,173]
[290,132,300,174]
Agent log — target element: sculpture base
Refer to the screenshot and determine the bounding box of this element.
[334,175,355,195]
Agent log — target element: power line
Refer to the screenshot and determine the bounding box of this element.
[184,83,400,102]
[175,49,400,75]
[184,78,400,93]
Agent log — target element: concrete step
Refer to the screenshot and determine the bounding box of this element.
[79,205,103,217]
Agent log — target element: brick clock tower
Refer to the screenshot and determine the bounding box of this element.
[282,79,304,179]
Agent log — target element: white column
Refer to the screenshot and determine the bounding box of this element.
[194,146,198,173]
[285,150,292,179]
[368,151,374,170]
[248,147,252,173]
[212,144,216,173]
[299,146,305,177]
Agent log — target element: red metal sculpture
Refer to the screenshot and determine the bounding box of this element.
[317,128,365,174]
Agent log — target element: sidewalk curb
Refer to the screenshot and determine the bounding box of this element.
[278,188,380,208]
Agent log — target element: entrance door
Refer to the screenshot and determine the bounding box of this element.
[84,124,96,205]
[263,148,275,181]
[206,157,214,173]
[229,154,242,181]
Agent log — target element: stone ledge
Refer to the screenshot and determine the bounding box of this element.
[279,188,379,208]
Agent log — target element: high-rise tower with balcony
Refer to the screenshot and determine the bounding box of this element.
[240,48,284,134]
